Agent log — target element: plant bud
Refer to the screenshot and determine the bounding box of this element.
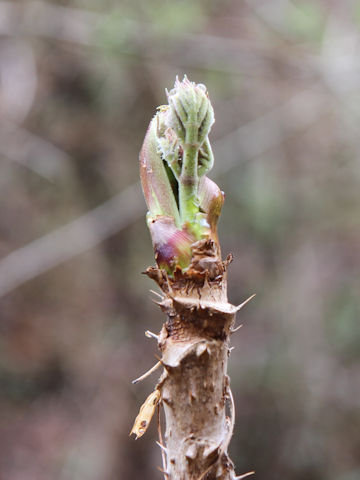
[139,76,223,273]
[166,76,214,147]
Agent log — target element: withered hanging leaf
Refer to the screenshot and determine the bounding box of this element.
[130,389,161,439]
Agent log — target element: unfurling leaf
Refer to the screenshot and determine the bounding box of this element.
[166,75,214,147]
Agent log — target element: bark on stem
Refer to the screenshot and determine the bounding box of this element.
[146,239,239,480]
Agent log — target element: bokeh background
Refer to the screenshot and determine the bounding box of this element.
[0,1,359,479]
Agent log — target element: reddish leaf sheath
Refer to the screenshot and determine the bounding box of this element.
[139,115,181,226]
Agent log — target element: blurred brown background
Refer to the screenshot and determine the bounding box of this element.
[0,1,359,479]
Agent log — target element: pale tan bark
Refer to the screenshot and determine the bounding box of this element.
[146,239,241,480]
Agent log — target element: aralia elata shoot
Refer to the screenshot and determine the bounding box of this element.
[131,76,255,480]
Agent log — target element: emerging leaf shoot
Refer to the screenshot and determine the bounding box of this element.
[139,76,223,273]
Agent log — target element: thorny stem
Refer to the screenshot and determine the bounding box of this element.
[157,407,168,479]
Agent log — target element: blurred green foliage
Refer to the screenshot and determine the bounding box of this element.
[286,1,326,43]
[326,287,360,363]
